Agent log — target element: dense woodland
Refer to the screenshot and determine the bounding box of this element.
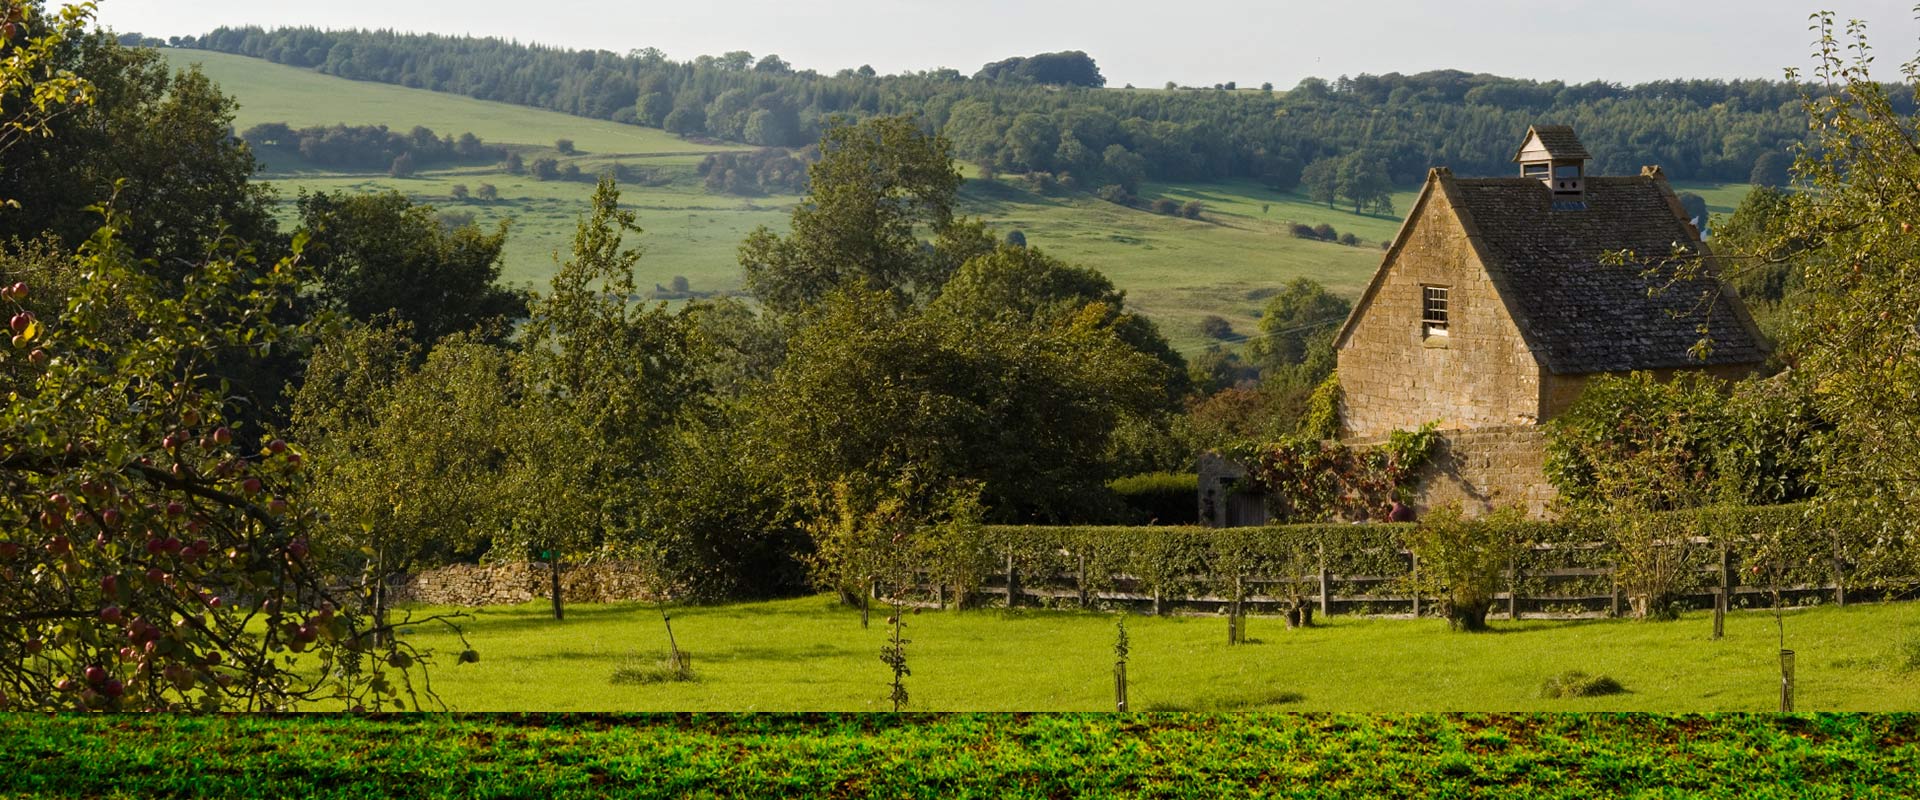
[178,27,1839,192]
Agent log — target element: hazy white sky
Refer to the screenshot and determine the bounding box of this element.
[95,1,1920,87]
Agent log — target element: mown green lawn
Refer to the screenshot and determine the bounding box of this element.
[1,713,1912,798]
[380,595,1920,713]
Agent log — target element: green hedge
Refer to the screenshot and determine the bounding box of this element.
[952,504,1840,610]
[1106,472,1199,525]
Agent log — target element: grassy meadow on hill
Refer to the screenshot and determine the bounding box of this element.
[161,48,1759,352]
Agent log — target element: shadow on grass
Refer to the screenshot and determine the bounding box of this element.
[1145,689,1306,711]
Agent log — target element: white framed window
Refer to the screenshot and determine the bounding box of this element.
[1422,285,1449,337]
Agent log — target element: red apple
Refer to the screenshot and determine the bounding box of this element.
[99,606,123,625]
[48,493,69,510]
[27,348,47,366]
[99,508,122,527]
[267,439,287,454]
[101,679,124,698]
[46,535,70,555]
[240,478,263,496]
[212,427,232,446]
[99,575,118,594]
[268,498,290,516]
[9,311,33,334]
[83,665,106,684]
[165,501,185,517]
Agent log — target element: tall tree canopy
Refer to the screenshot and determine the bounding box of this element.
[740,116,991,313]
[297,191,528,348]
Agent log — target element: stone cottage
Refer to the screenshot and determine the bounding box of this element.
[1204,126,1769,523]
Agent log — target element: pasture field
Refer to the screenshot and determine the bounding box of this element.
[164,49,1756,352]
[1,712,1912,799]
[372,595,1918,712]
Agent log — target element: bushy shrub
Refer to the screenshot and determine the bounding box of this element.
[1338,232,1359,246]
[1312,223,1337,240]
[1289,223,1319,239]
[1403,504,1525,631]
[1151,198,1179,215]
[1181,200,1205,219]
[1199,315,1235,340]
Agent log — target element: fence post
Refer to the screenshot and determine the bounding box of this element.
[1114,661,1128,712]
[1317,545,1331,619]
[937,582,947,611]
[1409,552,1421,618]
[1608,562,1621,618]
[1152,587,1163,617]
[1832,538,1847,607]
[1711,587,1725,640]
[1507,559,1520,621]
[1005,556,1019,609]
[1078,552,1090,609]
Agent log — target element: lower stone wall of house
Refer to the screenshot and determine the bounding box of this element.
[385,561,661,607]
[1406,426,1557,519]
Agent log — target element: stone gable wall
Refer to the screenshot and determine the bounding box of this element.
[1337,186,1544,440]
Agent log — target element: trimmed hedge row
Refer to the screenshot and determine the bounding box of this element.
[937,504,1843,611]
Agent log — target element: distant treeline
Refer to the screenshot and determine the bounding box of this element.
[240,122,504,172]
[184,27,1891,187]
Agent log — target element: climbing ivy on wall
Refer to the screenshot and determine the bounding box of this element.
[1231,424,1438,523]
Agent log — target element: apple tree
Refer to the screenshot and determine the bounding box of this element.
[0,220,468,712]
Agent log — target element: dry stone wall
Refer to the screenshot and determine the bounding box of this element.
[1405,426,1557,519]
[386,561,661,607]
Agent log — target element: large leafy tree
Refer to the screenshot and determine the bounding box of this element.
[0,19,275,266]
[1745,14,1920,587]
[759,248,1176,523]
[739,115,993,313]
[291,323,515,635]
[0,1,96,164]
[297,192,529,348]
[514,177,708,612]
[1,219,459,712]
[1246,277,1350,381]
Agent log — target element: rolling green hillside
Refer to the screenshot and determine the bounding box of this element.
[161,49,1748,352]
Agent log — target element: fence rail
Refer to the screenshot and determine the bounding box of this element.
[895,545,1858,621]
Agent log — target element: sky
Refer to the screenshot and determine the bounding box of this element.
[94,1,1920,88]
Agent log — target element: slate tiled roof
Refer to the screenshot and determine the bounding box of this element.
[1513,125,1591,162]
[1447,174,1769,374]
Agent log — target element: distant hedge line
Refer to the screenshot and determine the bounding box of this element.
[934,504,1843,607]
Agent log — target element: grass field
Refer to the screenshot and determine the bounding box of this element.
[158,49,1755,352]
[2,713,1913,798]
[372,595,1920,712]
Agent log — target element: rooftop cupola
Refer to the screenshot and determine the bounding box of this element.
[1513,125,1590,209]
